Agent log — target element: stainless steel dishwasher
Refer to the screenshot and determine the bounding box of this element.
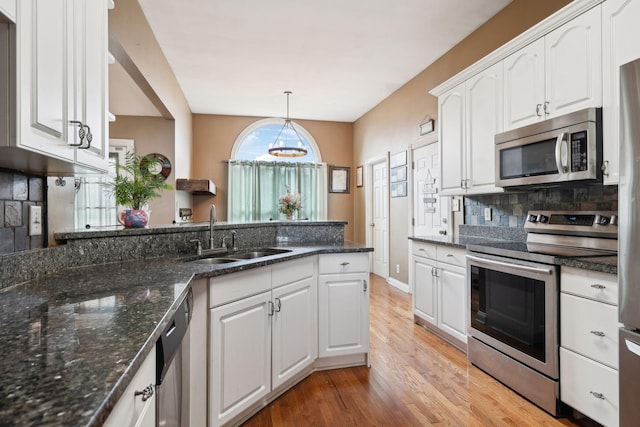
[156,288,192,427]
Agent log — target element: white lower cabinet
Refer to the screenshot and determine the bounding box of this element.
[410,241,467,349]
[318,253,370,359]
[560,267,619,427]
[209,256,320,426]
[104,347,156,427]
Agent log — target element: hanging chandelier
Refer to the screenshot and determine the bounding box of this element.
[268,91,308,157]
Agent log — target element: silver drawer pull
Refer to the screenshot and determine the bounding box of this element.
[590,330,605,337]
[446,253,454,257]
[419,248,426,252]
[590,284,606,290]
[340,262,350,266]
[135,384,154,402]
[589,391,605,400]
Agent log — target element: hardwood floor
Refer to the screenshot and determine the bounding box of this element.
[243,274,584,426]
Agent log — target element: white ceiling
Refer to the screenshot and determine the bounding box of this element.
[129,0,512,123]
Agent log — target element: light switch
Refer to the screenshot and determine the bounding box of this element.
[484,207,492,221]
[29,205,42,236]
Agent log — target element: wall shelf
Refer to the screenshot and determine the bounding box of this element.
[176,179,216,195]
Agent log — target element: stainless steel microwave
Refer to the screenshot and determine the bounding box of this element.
[495,108,602,188]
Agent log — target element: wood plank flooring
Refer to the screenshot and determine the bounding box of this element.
[243,274,586,426]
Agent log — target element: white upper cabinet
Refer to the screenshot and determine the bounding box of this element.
[602,0,640,185]
[16,0,108,173]
[0,0,16,22]
[504,6,602,131]
[439,62,504,196]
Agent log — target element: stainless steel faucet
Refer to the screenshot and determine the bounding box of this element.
[222,230,237,251]
[209,204,217,249]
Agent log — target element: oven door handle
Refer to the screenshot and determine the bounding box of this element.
[555,132,568,174]
[466,254,554,275]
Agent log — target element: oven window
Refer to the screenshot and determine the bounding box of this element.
[470,265,546,362]
[500,138,558,179]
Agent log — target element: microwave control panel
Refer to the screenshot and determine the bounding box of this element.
[570,131,588,172]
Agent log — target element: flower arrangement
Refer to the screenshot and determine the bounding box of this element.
[278,189,302,219]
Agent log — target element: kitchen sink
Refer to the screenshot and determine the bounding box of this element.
[190,257,238,265]
[231,248,292,259]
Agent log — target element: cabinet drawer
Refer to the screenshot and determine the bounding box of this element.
[436,246,466,267]
[209,267,271,308]
[411,241,437,259]
[561,267,618,305]
[318,253,368,274]
[560,348,619,427]
[561,293,620,369]
[272,256,316,289]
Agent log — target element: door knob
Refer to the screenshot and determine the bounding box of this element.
[370,223,375,227]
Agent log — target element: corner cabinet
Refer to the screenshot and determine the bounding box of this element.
[318,253,370,360]
[15,0,108,173]
[602,0,640,185]
[504,5,602,130]
[410,241,467,351]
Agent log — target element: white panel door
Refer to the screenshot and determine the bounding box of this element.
[372,161,388,278]
[413,143,448,236]
[210,292,271,427]
[504,38,545,130]
[318,273,369,358]
[271,276,317,389]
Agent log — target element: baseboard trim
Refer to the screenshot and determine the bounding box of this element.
[387,277,409,293]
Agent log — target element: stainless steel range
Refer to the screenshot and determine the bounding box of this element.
[466,211,617,416]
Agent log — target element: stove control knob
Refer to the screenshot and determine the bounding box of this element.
[610,215,618,225]
[528,214,538,223]
[596,215,610,225]
[538,214,549,224]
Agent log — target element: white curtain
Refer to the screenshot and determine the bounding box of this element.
[75,176,118,228]
[228,161,328,222]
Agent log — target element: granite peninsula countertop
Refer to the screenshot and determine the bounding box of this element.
[0,243,371,426]
[410,235,617,275]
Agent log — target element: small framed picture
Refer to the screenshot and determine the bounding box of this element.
[356,165,363,187]
[329,166,350,193]
[391,182,407,198]
[419,119,435,136]
[390,166,407,183]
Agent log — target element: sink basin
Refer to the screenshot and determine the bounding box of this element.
[231,248,291,259]
[190,257,238,265]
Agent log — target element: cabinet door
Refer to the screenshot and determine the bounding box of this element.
[412,256,437,325]
[602,0,640,185]
[438,263,467,344]
[438,83,465,195]
[545,5,602,118]
[72,0,108,171]
[17,0,74,161]
[318,273,369,358]
[503,38,545,130]
[210,292,271,427]
[465,62,504,194]
[272,276,317,389]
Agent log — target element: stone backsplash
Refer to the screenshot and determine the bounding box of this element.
[0,169,46,254]
[464,184,618,228]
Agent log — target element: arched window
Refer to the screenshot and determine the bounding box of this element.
[228,119,328,222]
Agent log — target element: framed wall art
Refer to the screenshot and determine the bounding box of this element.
[329,166,350,193]
[356,165,363,187]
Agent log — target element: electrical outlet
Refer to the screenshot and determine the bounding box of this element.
[396,264,400,274]
[29,205,42,236]
[452,198,460,212]
[484,207,492,221]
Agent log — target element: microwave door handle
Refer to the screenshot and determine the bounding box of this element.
[554,132,568,173]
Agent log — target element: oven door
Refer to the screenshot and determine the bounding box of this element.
[467,252,559,379]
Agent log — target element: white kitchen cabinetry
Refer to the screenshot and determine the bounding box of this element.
[209,258,318,427]
[411,241,467,350]
[439,63,504,196]
[15,0,108,173]
[602,0,640,185]
[104,347,156,427]
[318,253,370,359]
[560,267,619,427]
[0,0,15,22]
[504,6,602,130]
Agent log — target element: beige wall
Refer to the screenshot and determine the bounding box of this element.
[353,0,571,284]
[110,116,176,224]
[109,0,193,221]
[191,114,355,240]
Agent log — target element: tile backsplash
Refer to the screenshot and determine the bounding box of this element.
[464,185,618,228]
[0,169,46,254]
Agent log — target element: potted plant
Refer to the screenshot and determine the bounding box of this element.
[106,152,172,228]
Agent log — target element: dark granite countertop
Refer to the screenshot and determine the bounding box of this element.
[411,235,617,275]
[0,243,371,426]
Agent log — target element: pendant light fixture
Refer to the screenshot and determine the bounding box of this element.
[268,91,308,157]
